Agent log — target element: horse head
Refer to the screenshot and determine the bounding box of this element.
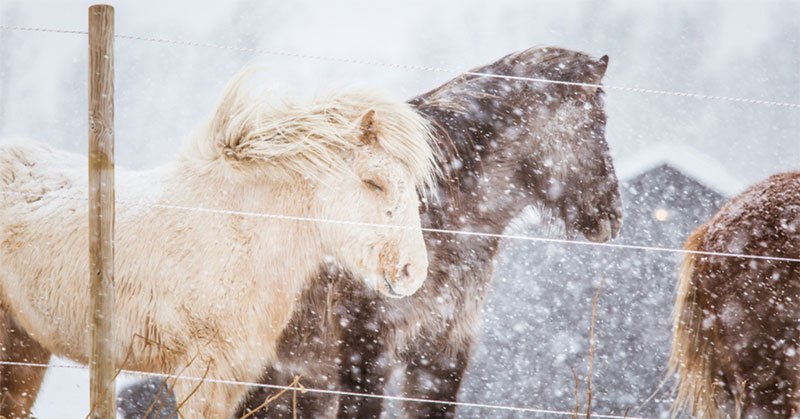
[413,47,622,242]
[312,103,437,298]
[519,49,622,242]
[182,73,437,298]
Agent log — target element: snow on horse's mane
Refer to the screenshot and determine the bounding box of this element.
[180,69,438,190]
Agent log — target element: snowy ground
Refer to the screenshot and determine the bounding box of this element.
[32,358,139,418]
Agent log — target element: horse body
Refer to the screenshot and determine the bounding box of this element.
[232,47,622,419]
[0,72,437,418]
[671,172,800,418]
[0,143,302,367]
[0,145,299,415]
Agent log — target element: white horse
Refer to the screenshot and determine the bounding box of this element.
[0,73,437,417]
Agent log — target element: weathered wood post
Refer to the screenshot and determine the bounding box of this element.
[88,4,116,418]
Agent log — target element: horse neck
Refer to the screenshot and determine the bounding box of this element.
[423,111,535,237]
[170,162,326,285]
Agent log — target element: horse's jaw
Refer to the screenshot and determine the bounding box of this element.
[582,216,619,243]
[361,273,407,299]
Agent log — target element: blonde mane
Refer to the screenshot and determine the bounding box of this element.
[181,70,438,192]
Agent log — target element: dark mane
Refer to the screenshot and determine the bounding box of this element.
[410,46,607,194]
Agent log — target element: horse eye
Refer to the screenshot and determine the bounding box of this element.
[363,179,385,192]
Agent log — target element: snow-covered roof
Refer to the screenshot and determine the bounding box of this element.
[615,143,747,197]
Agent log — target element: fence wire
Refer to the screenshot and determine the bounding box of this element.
[1,24,799,109]
[0,360,644,419]
[3,190,799,264]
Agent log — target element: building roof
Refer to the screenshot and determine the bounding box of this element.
[615,142,747,197]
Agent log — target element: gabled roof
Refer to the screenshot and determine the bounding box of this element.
[615,143,747,197]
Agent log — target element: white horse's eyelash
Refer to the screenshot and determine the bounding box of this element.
[363,179,385,192]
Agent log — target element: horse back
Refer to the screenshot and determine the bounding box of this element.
[0,140,83,207]
[674,171,800,417]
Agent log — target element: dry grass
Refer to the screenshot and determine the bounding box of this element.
[239,376,305,419]
[571,280,630,419]
[84,332,213,419]
[585,280,601,419]
[170,362,212,419]
[142,378,173,419]
[83,327,308,419]
[86,338,136,419]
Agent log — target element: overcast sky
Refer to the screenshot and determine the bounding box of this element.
[1,0,798,189]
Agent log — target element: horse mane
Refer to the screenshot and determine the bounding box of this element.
[181,70,438,192]
[410,46,607,191]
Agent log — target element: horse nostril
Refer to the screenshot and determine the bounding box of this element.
[401,263,411,279]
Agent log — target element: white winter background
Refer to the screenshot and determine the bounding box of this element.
[0,0,798,418]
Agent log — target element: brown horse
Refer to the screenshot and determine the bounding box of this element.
[671,172,800,418]
[119,46,622,418]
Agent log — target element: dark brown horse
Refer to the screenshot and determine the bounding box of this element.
[671,172,800,418]
[118,46,622,418]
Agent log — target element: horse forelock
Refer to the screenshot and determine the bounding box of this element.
[180,70,438,193]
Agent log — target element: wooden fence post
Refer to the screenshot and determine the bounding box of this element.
[88,4,116,418]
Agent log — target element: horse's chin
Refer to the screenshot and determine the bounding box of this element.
[364,273,406,299]
[581,216,622,243]
[380,276,407,299]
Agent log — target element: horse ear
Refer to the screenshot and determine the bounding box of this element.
[359,109,378,145]
[590,55,609,83]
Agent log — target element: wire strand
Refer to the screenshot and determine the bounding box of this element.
[3,190,799,264]
[1,24,798,109]
[0,360,642,418]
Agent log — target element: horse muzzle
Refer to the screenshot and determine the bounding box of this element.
[579,203,623,243]
[583,216,621,242]
[375,253,428,298]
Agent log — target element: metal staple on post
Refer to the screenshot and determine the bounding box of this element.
[88,4,116,418]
